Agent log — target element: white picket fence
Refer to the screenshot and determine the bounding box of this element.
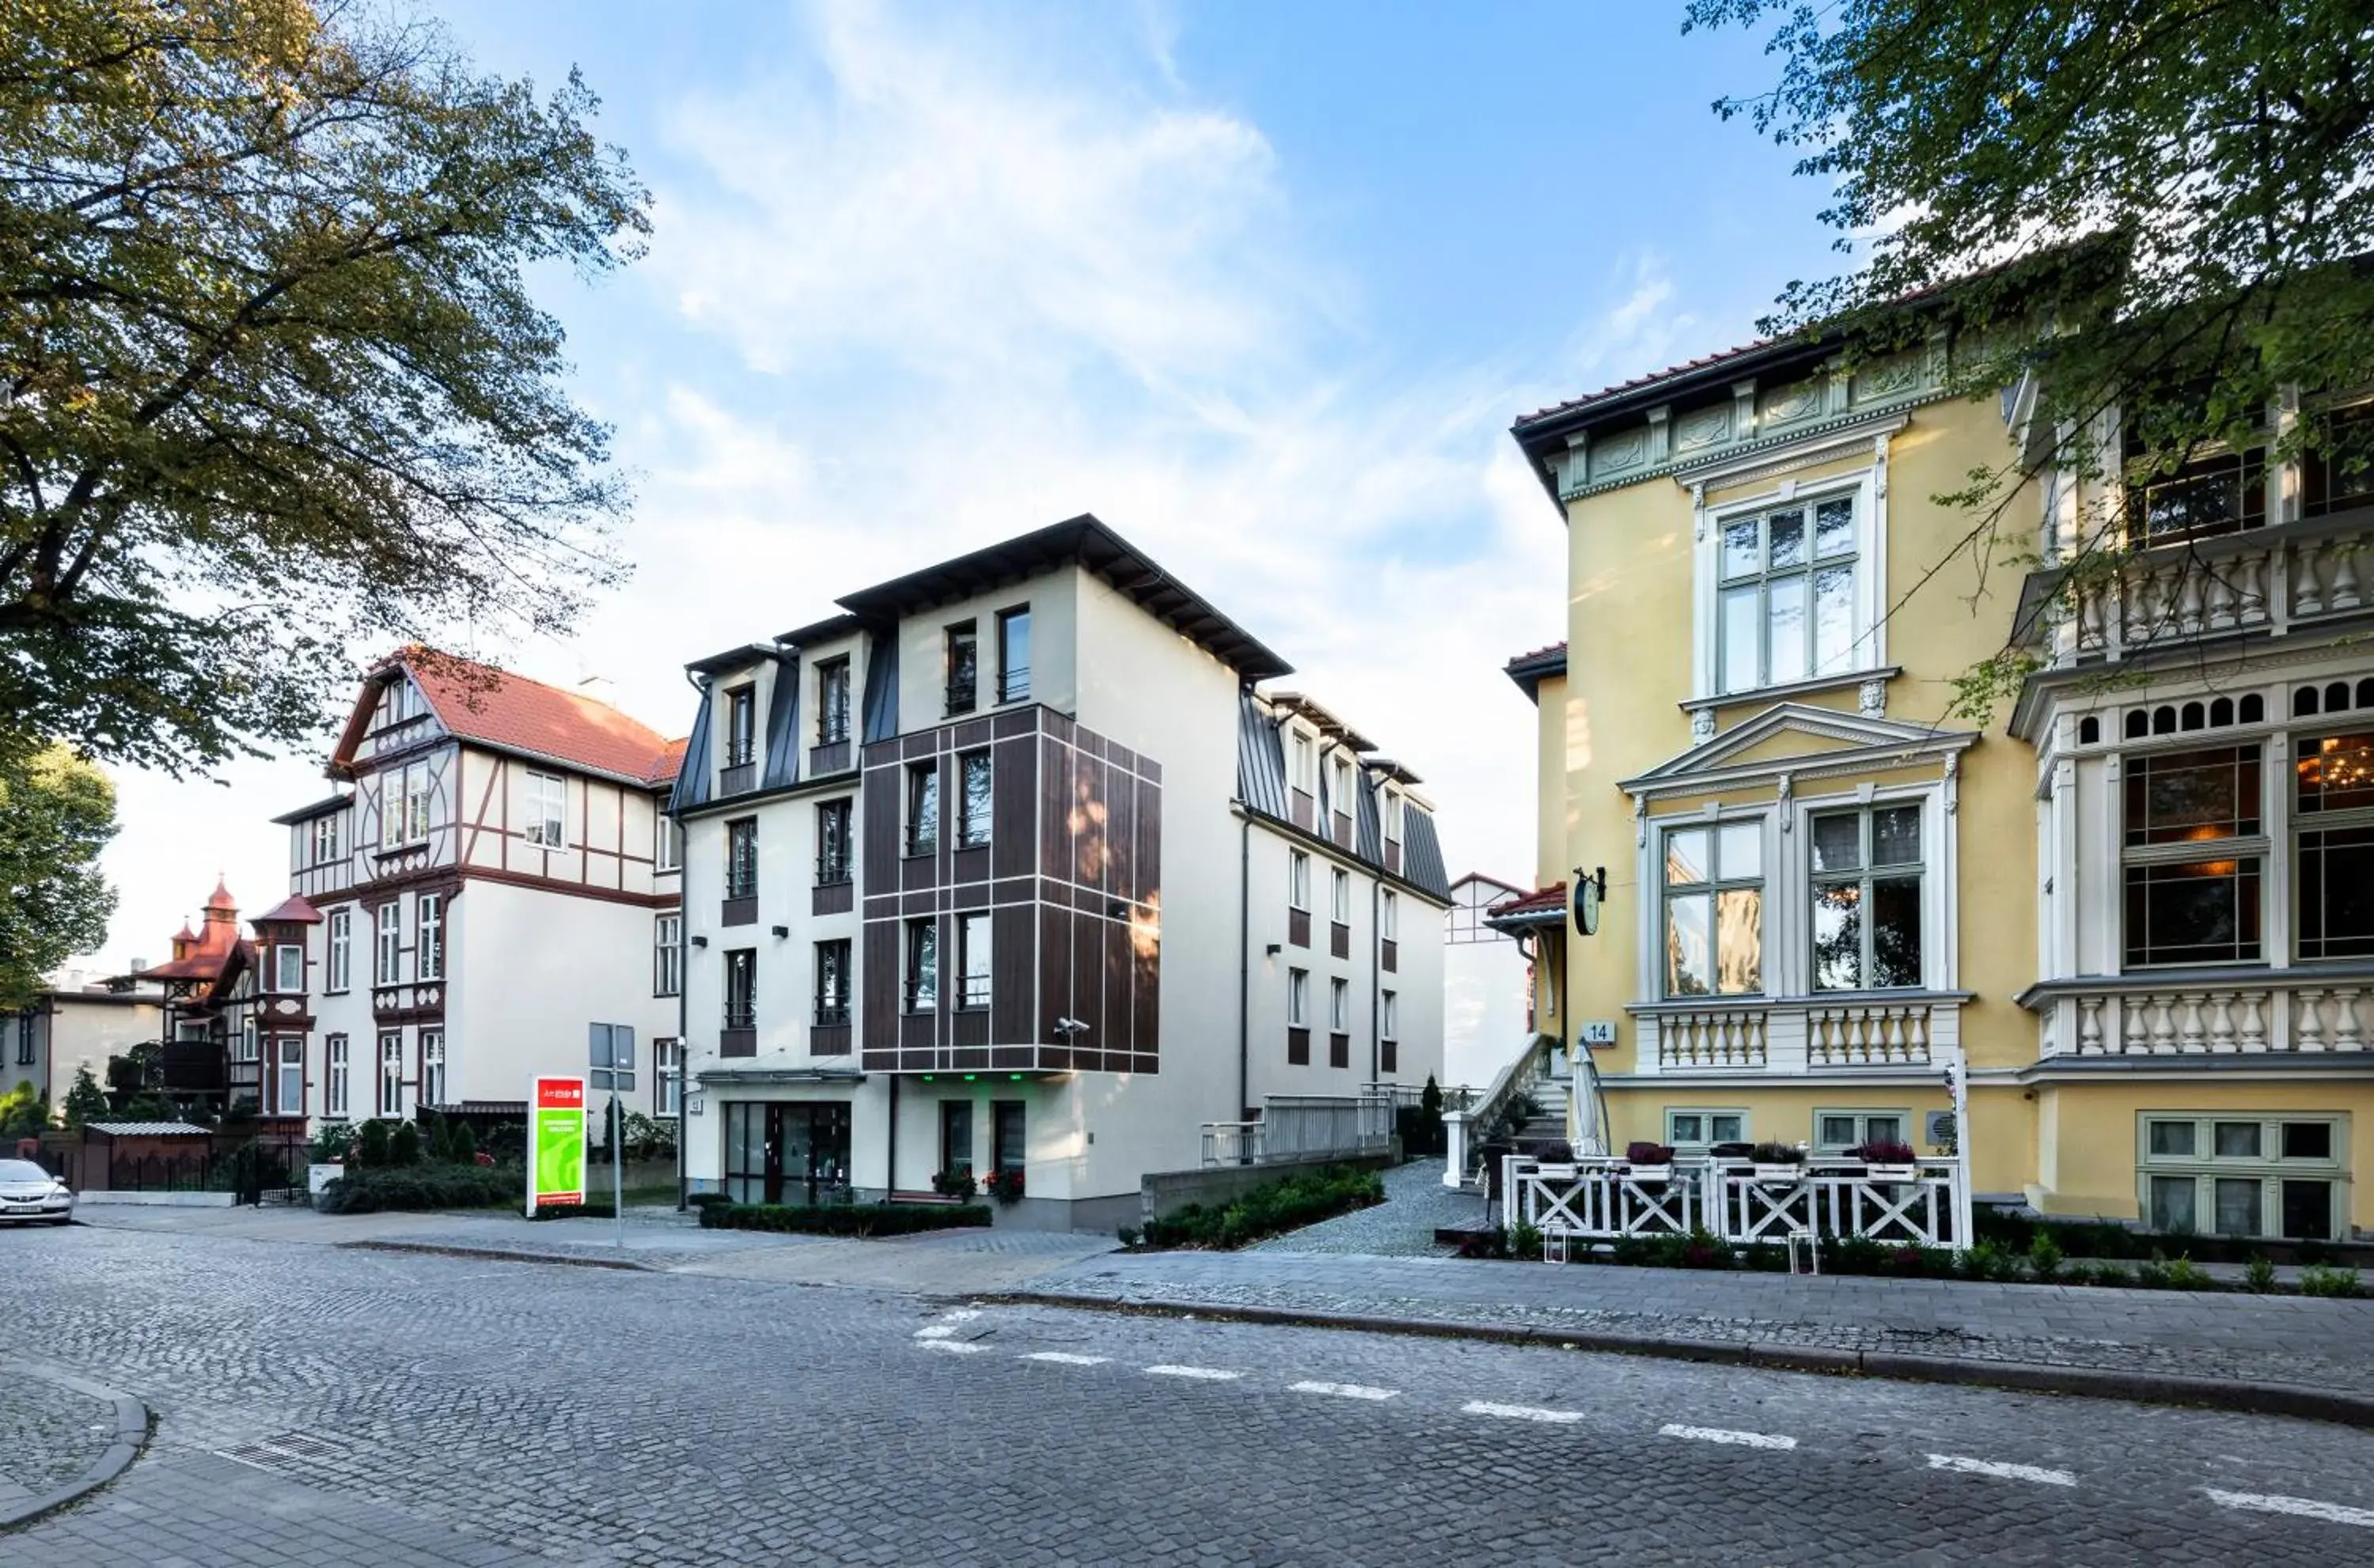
[1506,1156,1966,1251]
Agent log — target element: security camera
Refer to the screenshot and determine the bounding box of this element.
[1053,1017,1090,1037]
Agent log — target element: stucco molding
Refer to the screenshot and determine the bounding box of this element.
[1618,703,1982,801]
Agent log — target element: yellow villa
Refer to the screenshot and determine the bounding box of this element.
[1492,310,2372,1246]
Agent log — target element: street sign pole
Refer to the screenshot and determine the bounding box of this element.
[612,1088,624,1250]
[588,1023,635,1250]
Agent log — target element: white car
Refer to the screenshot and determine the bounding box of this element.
[0,1158,74,1225]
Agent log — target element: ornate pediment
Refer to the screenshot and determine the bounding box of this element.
[1619,703,1979,801]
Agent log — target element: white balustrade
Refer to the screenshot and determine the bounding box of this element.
[1506,1157,1964,1250]
[1807,1002,1933,1066]
[2061,516,2374,661]
[2040,979,2373,1055]
[1652,1009,1768,1070]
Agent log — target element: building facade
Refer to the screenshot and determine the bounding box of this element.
[669,516,1452,1229]
[8,982,164,1108]
[1442,872,1532,1091]
[238,650,686,1127]
[1504,310,2374,1241]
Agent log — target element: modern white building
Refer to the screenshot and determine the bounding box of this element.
[669,516,1454,1229]
[1442,872,1532,1091]
[209,650,692,1127]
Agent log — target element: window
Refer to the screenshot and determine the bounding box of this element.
[654,914,682,997]
[1717,494,1858,693]
[310,814,340,866]
[905,918,939,1012]
[959,752,993,847]
[817,658,851,744]
[996,606,1030,703]
[1330,978,1349,1031]
[1382,890,1399,940]
[2126,436,2266,543]
[1662,820,1762,997]
[15,1017,31,1066]
[2296,731,2374,960]
[326,909,351,993]
[992,1100,1025,1176]
[420,1030,446,1108]
[723,949,757,1029]
[816,798,854,884]
[235,1021,260,1064]
[726,817,758,899]
[2122,745,2263,966]
[1331,867,1351,923]
[325,1035,348,1118]
[814,938,851,1025]
[655,1039,682,1115]
[1381,990,1397,1041]
[1287,968,1309,1026]
[416,895,443,982]
[1288,850,1310,910]
[2304,402,2374,517]
[1667,1110,1747,1149]
[271,943,304,994]
[946,621,978,715]
[941,1100,974,1176]
[377,1032,403,1115]
[374,903,402,985]
[958,912,992,1009]
[400,760,433,843]
[524,770,567,847]
[654,812,681,872]
[1811,804,1925,991]
[1332,755,1353,813]
[1384,789,1405,844]
[275,1038,302,1115]
[2140,1114,2345,1239]
[725,684,757,767]
[372,676,422,730]
[1814,1109,1909,1155]
[906,762,940,855]
[1291,731,1314,794]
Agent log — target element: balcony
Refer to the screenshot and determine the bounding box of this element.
[809,737,853,776]
[1635,995,1961,1074]
[719,743,757,798]
[2022,968,2374,1056]
[998,665,1030,704]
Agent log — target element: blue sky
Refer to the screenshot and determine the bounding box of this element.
[89,0,1845,972]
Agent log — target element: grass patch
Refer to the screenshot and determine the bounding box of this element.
[1127,1165,1385,1251]
[696,1200,991,1237]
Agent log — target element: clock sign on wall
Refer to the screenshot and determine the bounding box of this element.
[1571,865,1606,936]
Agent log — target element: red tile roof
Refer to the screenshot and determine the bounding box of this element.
[254,895,324,926]
[368,649,687,786]
[1505,640,1568,669]
[1517,339,1778,426]
[1488,883,1567,919]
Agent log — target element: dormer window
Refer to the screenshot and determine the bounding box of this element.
[372,676,423,733]
[1290,730,1314,794]
[817,657,851,744]
[724,684,757,769]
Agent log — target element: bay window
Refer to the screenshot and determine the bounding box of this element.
[377,1032,403,1115]
[420,1030,446,1108]
[416,894,443,982]
[327,908,351,992]
[1717,494,1858,694]
[374,902,401,985]
[2295,729,2374,960]
[1662,820,1762,997]
[325,1034,348,1118]
[1811,803,1924,990]
[2122,744,2262,967]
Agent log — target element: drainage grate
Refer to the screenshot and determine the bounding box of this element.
[217,1431,353,1471]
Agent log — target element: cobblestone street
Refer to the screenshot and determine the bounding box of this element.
[6,1223,2374,1564]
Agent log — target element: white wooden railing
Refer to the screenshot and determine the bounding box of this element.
[1639,997,1959,1074]
[1506,1156,1965,1251]
[1200,1122,1265,1166]
[1443,1033,1553,1188]
[2027,972,2374,1056]
[2061,513,2374,661]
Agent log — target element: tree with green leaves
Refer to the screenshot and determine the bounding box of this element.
[62,1062,109,1128]
[1686,1,2374,713]
[0,740,117,1010]
[0,1,647,774]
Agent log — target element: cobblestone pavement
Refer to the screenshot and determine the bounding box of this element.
[1026,1247,2374,1394]
[7,1224,2374,1564]
[1245,1157,1477,1256]
[0,1362,115,1515]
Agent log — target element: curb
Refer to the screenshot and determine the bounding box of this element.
[336,1240,654,1272]
[0,1362,150,1528]
[975,1290,2374,1429]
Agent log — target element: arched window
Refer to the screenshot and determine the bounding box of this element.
[2126,710,2149,739]
[2079,716,2101,744]
[2298,686,2322,717]
[2240,693,2265,723]
[2181,701,2206,731]
[2152,706,2177,735]
[2209,697,2233,727]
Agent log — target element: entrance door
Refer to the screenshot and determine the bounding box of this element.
[722,1101,853,1206]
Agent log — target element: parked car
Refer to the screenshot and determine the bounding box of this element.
[0,1159,74,1225]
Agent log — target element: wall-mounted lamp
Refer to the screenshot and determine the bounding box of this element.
[1264,943,1281,956]
[772,925,790,938]
[690,934,709,949]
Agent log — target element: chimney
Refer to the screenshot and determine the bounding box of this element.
[577,673,618,709]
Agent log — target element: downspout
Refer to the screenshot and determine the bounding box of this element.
[675,668,703,1214]
[1236,809,1251,1127]
[887,1072,898,1203]
[1369,877,1381,1082]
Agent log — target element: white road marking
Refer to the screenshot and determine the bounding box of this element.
[1462,1400,1583,1424]
[2206,1488,2374,1528]
[912,1326,955,1339]
[1144,1365,1241,1381]
[916,1339,983,1354]
[942,1309,980,1322]
[1022,1352,1111,1366]
[1289,1381,1399,1401]
[1926,1454,2076,1487]
[1659,1423,1797,1450]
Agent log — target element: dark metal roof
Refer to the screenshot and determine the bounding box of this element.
[1399,804,1452,902]
[687,643,776,677]
[269,793,351,826]
[1504,642,1568,703]
[777,612,867,648]
[836,514,1294,681]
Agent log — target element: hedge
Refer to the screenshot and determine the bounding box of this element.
[1130,1165,1384,1251]
[697,1200,991,1236]
[316,1162,520,1214]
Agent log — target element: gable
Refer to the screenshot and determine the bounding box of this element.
[1619,702,1979,800]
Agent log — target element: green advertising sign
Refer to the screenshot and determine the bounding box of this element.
[529,1075,586,1214]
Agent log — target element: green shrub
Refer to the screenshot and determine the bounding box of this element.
[444,1119,478,1165]
[308,1123,355,1163]
[2163,1255,2215,1290]
[1509,1220,1544,1260]
[2026,1230,2063,1282]
[355,1119,391,1168]
[389,1122,423,1166]
[1136,1165,1385,1250]
[2301,1266,2365,1299]
[1828,1235,1886,1275]
[697,1201,990,1237]
[2080,1260,2133,1287]
[1958,1240,2018,1282]
[687,1190,734,1211]
[2245,1256,2279,1293]
[2135,1253,2171,1290]
[316,1163,518,1214]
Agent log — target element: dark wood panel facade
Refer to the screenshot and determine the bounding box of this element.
[859,706,1160,1075]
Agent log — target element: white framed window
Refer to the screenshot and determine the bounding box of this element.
[1331,754,1353,813]
[326,1034,349,1118]
[1289,850,1310,910]
[1329,976,1349,1032]
[275,1037,302,1115]
[1667,1108,1748,1149]
[2293,729,2374,960]
[377,1032,403,1115]
[1661,819,1763,997]
[1384,789,1405,843]
[1813,1108,1910,1156]
[327,908,351,992]
[904,918,939,1012]
[374,902,402,986]
[416,894,444,982]
[1330,867,1351,923]
[271,943,304,994]
[654,810,681,872]
[2122,744,2263,967]
[420,1030,446,1108]
[1382,890,1399,941]
[654,914,681,997]
[1704,475,1875,698]
[1381,990,1397,1041]
[958,752,993,848]
[310,814,340,866]
[655,1038,682,1115]
[1810,803,1925,990]
[233,1021,260,1064]
[2139,1113,2346,1240]
[1290,729,1314,794]
[958,911,992,1009]
[1287,968,1309,1027]
[378,772,404,851]
[524,770,567,847]
[406,762,433,842]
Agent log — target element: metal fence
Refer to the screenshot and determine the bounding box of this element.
[98,1135,310,1203]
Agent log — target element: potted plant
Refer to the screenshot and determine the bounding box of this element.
[1623,1141,1675,1183]
[931,1168,979,1202]
[1750,1141,1806,1183]
[1532,1138,1577,1179]
[1849,1138,1921,1181]
[984,1167,1025,1205]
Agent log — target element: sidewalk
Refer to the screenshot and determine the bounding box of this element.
[1004,1246,2374,1422]
[0,1360,147,1527]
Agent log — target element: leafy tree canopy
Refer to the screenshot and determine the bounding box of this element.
[1686,1,2374,710]
[0,0,648,773]
[0,740,117,1010]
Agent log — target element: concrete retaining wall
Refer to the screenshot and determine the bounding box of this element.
[1140,1153,1394,1225]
